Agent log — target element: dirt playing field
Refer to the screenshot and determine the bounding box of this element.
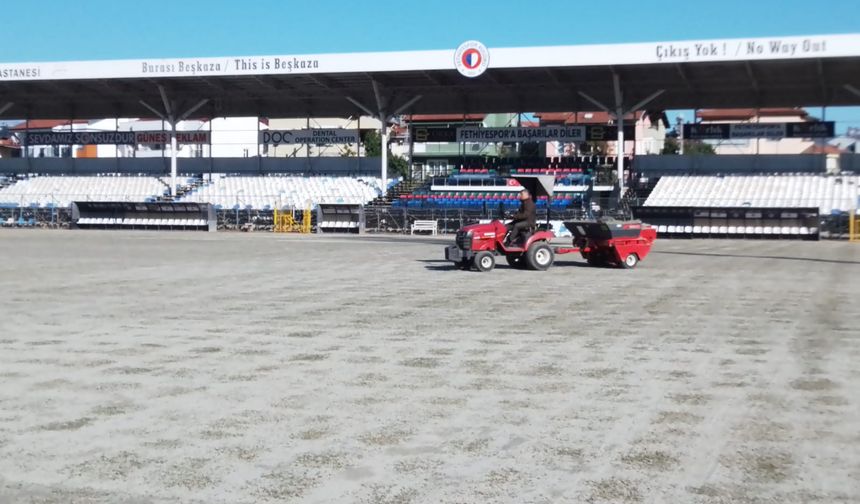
[0,230,858,503]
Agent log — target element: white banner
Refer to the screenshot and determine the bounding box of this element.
[457,126,586,143]
[260,129,359,146]
[134,131,210,144]
[0,34,856,81]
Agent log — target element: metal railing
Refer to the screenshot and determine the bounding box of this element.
[2,205,854,239]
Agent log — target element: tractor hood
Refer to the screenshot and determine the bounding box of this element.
[511,174,555,199]
[460,220,506,236]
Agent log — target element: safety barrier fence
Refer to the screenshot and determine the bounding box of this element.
[2,205,856,239]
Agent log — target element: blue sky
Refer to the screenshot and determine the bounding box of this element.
[2,0,857,61]
[1,0,858,132]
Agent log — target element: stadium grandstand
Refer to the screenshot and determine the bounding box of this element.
[644,174,859,213]
[0,33,858,235]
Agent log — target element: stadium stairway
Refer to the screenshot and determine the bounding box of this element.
[368,178,422,207]
[155,176,172,197]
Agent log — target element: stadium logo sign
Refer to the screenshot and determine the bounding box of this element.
[260,129,359,146]
[454,40,489,78]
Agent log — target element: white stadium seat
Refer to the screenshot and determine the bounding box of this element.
[642,174,860,215]
[0,174,390,211]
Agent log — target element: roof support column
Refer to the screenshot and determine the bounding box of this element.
[346,82,422,197]
[371,81,390,192]
[613,74,625,197]
[579,77,664,203]
[140,85,208,197]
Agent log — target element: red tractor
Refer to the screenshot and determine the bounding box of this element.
[446,219,558,272]
[444,175,657,272]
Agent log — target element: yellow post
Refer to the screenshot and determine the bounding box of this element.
[302,207,312,234]
[850,209,858,242]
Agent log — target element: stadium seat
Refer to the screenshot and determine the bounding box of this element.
[641,174,860,215]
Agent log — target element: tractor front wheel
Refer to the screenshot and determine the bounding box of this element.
[473,251,496,272]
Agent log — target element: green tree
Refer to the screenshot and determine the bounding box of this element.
[363,130,382,157]
[661,136,715,155]
[388,154,410,179]
[685,140,716,155]
[362,129,410,179]
[661,136,680,154]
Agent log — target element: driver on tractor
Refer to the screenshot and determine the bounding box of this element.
[506,188,536,246]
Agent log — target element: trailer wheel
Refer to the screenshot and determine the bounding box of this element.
[506,253,526,269]
[526,242,554,271]
[474,251,496,272]
[622,253,639,269]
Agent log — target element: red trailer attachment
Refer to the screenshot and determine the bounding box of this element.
[557,219,657,268]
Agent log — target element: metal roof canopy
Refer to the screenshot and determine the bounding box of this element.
[513,175,556,199]
[0,33,858,120]
[1,33,858,196]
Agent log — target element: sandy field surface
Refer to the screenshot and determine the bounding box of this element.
[0,230,858,503]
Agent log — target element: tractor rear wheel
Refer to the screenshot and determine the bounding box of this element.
[525,242,554,271]
[473,251,496,272]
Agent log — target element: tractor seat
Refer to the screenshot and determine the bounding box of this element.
[510,226,536,247]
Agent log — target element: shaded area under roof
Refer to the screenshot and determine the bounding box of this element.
[0,39,858,120]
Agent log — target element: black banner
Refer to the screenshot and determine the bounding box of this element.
[684,121,835,140]
[434,124,636,143]
[683,124,731,140]
[584,124,636,141]
[788,121,835,138]
[412,127,457,143]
